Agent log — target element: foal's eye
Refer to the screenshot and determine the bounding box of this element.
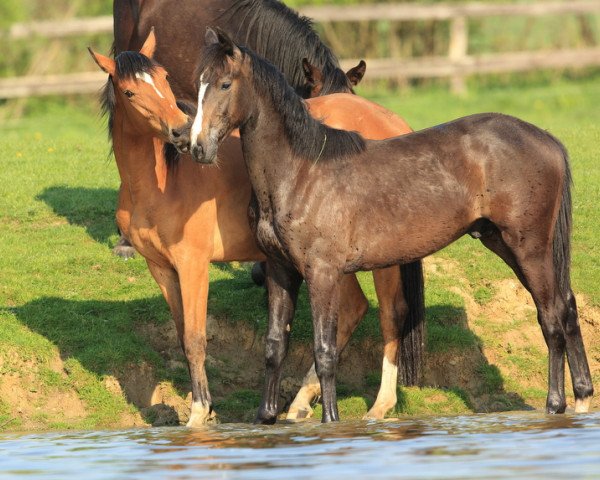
[123,90,134,98]
[221,82,231,91]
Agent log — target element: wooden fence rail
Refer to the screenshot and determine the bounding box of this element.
[2,1,600,98]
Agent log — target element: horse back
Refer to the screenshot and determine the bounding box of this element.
[307,93,413,139]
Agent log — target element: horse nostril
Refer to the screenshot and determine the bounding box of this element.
[171,129,181,138]
[192,143,204,160]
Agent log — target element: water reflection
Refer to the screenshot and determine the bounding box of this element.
[1,412,599,479]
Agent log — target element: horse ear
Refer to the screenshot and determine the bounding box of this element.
[140,27,157,58]
[88,48,116,76]
[346,60,366,86]
[302,58,323,97]
[205,27,219,46]
[302,58,314,85]
[214,27,241,58]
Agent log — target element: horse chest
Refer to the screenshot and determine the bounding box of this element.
[129,217,173,267]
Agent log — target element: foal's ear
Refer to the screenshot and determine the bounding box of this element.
[207,26,241,59]
[346,60,366,86]
[88,48,116,76]
[205,27,219,46]
[140,27,157,59]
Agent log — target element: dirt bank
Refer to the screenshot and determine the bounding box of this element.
[2,257,599,430]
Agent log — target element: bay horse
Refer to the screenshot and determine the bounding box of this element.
[188,29,593,423]
[112,0,426,389]
[113,0,361,101]
[89,32,418,425]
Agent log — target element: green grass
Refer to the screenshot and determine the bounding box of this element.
[1,73,599,429]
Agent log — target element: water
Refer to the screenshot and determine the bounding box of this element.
[1,412,599,479]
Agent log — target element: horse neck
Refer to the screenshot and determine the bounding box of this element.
[238,96,302,203]
[224,0,348,94]
[111,107,168,201]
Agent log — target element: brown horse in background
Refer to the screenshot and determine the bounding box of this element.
[89,32,417,425]
[112,0,425,389]
[189,30,593,423]
[113,0,362,101]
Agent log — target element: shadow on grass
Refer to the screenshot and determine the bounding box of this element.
[37,186,119,246]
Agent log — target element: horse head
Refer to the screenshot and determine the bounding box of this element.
[188,27,252,164]
[88,29,190,144]
[301,58,366,98]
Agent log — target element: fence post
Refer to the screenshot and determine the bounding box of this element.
[449,15,468,94]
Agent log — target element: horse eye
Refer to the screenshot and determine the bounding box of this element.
[123,90,134,98]
[221,82,231,91]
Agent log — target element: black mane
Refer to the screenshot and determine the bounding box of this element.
[198,42,365,163]
[219,0,352,96]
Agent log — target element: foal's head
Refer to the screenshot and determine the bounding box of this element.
[188,28,257,164]
[89,30,189,143]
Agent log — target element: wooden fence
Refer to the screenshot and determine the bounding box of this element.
[2,1,600,98]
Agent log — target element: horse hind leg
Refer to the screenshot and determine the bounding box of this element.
[486,226,569,413]
[563,289,593,412]
[482,220,592,413]
[364,266,403,420]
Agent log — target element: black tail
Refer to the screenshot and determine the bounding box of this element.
[398,260,425,386]
[551,139,573,300]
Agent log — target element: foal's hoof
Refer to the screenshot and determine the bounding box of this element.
[255,408,278,425]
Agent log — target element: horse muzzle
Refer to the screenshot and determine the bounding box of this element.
[191,142,217,165]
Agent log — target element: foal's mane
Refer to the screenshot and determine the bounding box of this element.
[219,0,352,95]
[198,43,365,163]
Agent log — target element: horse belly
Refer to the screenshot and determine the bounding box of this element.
[346,206,474,271]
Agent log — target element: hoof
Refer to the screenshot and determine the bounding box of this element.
[255,407,278,425]
[575,397,592,413]
[363,408,386,421]
[286,405,313,421]
[186,405,218,427]
[113,244,136,260]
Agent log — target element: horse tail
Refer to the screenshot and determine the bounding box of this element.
[398,260,425,386]
[113,0,142,55]
[552,140,573,300]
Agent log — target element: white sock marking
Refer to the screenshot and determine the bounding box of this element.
[191,73,209,147]
[135,72,164,99]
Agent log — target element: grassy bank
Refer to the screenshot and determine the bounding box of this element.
[1,75,599,430]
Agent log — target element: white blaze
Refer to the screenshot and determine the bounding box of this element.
[135,72,164,98]
[191,73,209,146]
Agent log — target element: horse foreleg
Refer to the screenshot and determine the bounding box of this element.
[305,262,343,423]
[287,273,367,420]
[256,261,303,424]
[175,259,215,427]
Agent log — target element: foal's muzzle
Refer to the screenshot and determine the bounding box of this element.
[169,127,190,154]
[191,140,217,165]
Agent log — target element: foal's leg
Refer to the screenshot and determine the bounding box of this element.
[287,273,368,420]
[498,232,569,413]
[486,228,592,413]
[305,262,344,423]
[256,261,303,424]
[562,289,594,412]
